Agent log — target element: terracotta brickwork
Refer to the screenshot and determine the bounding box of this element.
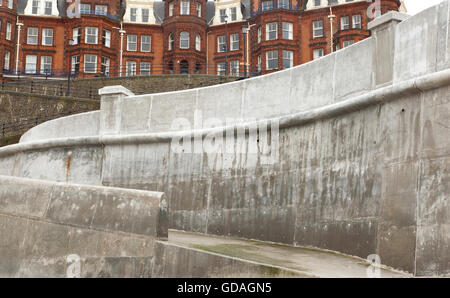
[0,0,17,74]
[0,0,401,79]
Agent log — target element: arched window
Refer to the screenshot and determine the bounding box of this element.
[195,34,201,51]
[168,33,174,50]
[180,32,189,49]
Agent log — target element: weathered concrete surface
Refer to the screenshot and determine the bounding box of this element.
[0,175,167,277]
[0,175,168,238]
[0,177,310,278]
[0,3,449,277]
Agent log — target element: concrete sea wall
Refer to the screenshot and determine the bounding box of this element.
[0,3,449,276]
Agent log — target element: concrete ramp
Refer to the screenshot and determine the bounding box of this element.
[167,230,410,278]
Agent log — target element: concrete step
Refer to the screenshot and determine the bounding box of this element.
[167,230,412,278]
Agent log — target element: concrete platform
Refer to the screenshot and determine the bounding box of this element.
[168,230,412,278]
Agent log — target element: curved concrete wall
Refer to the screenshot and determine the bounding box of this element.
[1,3,450,276]
[20,111,100,143]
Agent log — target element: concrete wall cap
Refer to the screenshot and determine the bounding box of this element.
[98,85,135,97]
[368,11,410,31]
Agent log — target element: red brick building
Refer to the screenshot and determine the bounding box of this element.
[0,0,402,79]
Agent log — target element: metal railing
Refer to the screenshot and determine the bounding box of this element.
[1,62,260,80]
[1,80,99,99]
[1,63,266,99]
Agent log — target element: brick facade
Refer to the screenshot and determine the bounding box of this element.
[0,0,401,79]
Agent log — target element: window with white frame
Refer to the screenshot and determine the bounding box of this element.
[217,62,226,76]
[180,32,189,49]
[85,27,98,44]
[343,40,354,48]
[44,1,52,15]
[32,0,40,14]
[27,27,39,45]
[73,28,81,44]
[130,8,137,22]
[141,35,151,52]
[126,61,137,76]
[25,55,37,74]
[8,0,13,9]
[84,54,97,73]
[262,0,273,11]
[181,0,190,15]
[71,55,80,74]
[142,9,150,22]
[266,22,277,40]
[169,3,174,16]
[140,62,151,76]
[341,16,350,30]
[197,2,201,17]
[168,33,174,50]
[80,4,90,14]
[353,15,361,29]
[6,22,11,40]
[4,51,10,71]
[313,48,324,60]
[279,0,289,9]
[220,9,227,23]
[127,35,137,51]
[230,7,237,21]
[266,50,278,70]
[341,17,350,30]
[102,29,111,48]
[101,57,110,76]
[313,20,323,38]
[42,28,53,46]
[217,35,226,52]
[230,60,239,76]
[282,50,293,69]
[282,22,293,40]
[195,34,201,51]
[230,33,239,51]
[40,56,52,74]
[95,5,107,15]
[257,27,261,43]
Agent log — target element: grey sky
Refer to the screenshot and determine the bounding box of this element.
[403,0,444,15]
